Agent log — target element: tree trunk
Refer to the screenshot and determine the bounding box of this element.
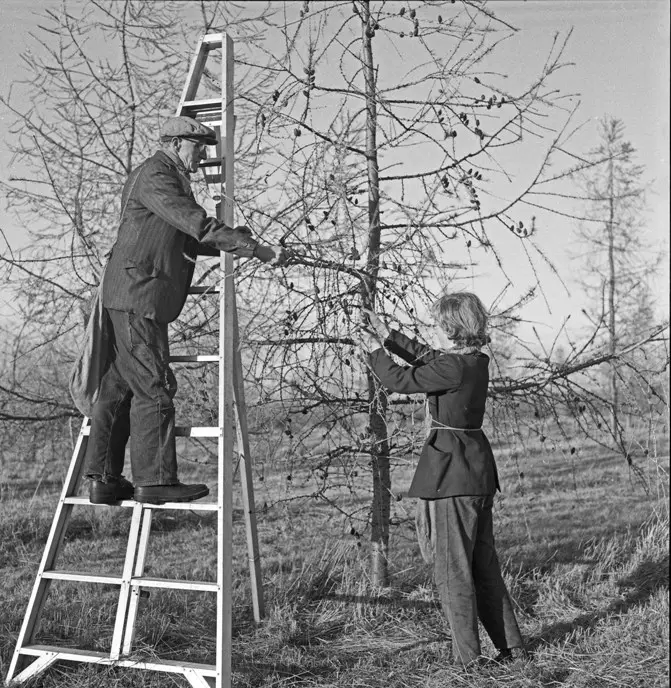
[606,155,620,444]
[360,0,390,587]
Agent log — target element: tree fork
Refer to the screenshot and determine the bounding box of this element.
[360,0,391,587]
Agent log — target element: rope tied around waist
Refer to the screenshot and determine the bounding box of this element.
[431,423,483,431]
[423,400,483,436]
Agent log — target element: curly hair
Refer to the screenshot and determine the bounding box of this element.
[431,291,489,348]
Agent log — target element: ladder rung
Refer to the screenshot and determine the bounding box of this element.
[203,172,223,185]
[81,426,221,440]
[181,98,222,109]
[19,645,217,675]
[199,158,222,168]
[135,577,218,592]
[180,99,222,120]
[175,426,220,437]
[42,571,121,585]
[80,426,222,439]
[41,571,217,592]
[170,355,219,363]
[63,496,219,512]
[187,285,221,293]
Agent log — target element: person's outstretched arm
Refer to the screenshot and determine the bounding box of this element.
[353,321,461,395]
[363,308,442,366]
[135,160,285,264]
[369,346,462,395]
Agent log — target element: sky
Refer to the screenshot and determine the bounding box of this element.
[465,0,670,343]
[0,0,669,347]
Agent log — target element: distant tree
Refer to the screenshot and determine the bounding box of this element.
[572,117,667,449]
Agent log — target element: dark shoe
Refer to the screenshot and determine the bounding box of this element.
[493,647,528,664]
[134,482,209,505]
[89,475,134,505]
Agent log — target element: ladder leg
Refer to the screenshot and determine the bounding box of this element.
[183,668,216,688]
[216,34,236,688]
[231,295,265,622]
[6,418,90,684]
[110,502,144,660]
[177,36,209,111]
[218,257,234,688]
[121,507,153,655]
[6,652,58,686]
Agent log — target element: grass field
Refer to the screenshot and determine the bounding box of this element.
[0,438,668,688]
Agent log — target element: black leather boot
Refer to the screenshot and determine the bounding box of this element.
[89,475,135,505]
[134,482,209,505]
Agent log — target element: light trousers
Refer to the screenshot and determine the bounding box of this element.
[417,495,523,664]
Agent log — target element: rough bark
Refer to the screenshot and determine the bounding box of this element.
[360,0,390,587]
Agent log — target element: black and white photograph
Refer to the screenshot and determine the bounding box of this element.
[0,2,668,687]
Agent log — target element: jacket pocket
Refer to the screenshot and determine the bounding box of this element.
[124,257,160,278]
[424,442,453,489]
[428,429,451,452]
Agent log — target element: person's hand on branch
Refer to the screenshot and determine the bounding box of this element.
[362,308,390,340]
[352,325,383,353]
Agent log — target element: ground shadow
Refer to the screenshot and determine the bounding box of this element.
[238,637,443,687]
[527,552,669,651]
[318,593,439,610]
[499,519,648,577]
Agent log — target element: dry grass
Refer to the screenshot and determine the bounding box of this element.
[0,441,668,688]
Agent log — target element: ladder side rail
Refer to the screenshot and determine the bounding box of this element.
[231,298,265,622]
[121,507,154,655]
[110,502,145,660]
[6,417,90,684]
[216,34,236,688]
[176,35,217,114]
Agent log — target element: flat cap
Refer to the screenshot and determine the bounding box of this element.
[159,116,217,145]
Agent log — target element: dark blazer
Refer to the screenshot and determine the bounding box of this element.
[370,329,500,499]
[103,150,258,323]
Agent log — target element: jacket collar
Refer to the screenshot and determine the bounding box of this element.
[449,346,481,355]
[155,148,191,178]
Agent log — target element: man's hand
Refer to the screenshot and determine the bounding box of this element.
[268,245,288,266]
[362,308,390,340]
[234,225,254,239]
[254,244,287,266]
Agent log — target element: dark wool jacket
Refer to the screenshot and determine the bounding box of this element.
[370,329,500,499]
[103,150,258,323]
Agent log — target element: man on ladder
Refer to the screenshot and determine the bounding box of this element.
[86,115,285,507]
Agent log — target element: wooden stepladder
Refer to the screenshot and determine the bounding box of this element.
[6,34,263,688]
